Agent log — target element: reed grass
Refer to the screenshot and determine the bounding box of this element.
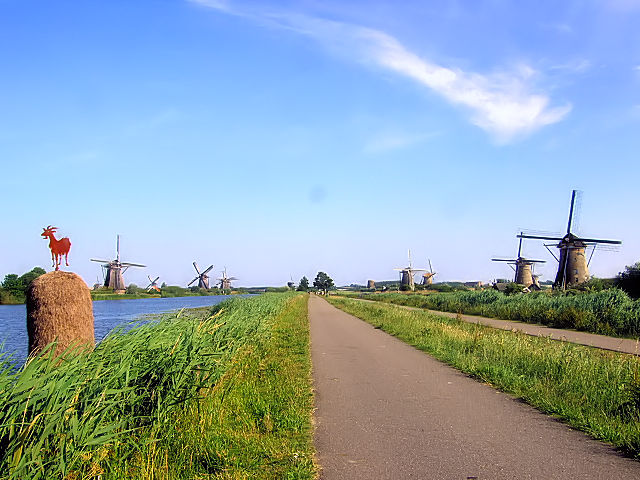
[328,296,640,459]
[341,288,640,337]
[0,293,315,479]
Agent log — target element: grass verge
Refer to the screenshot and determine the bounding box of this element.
[0,293,315,479]
[327,296,640,459]
[338,289,640,338]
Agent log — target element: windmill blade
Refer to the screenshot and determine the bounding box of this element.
[90,258,111,263]
[576,237,621,245]
[517,234,523,258]
[202,265,214,275]
[492,258,517,262]
[566,190,577,235]
[193,262,201,274]
[116,235,121,263]
[121,262,146,267]
[152,276,160,284]
[188,277,199,286]
[228,277,238,280]
[525,259,546,263]
[429,259,433,274]
[517,234,564,241]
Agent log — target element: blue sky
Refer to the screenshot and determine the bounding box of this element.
[1,0,639,287]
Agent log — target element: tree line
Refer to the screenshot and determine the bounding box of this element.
[295,272,334,294]
[0,267,46,304]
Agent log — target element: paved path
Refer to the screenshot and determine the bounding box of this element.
[354,297,640,356]
[309,295,640,479]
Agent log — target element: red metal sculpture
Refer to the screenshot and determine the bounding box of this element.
[41,225,71,271]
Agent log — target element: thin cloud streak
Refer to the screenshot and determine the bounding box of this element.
[190,1,571,143]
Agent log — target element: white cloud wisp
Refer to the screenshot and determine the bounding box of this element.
[190,1,571,143]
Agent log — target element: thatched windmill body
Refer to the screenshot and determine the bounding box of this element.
[394,250,426,291]
[518,190,621,289]
[218,267,237,290]
[189,262,213,289]
[492,235,545,288]
[422,259,437,286]
[91,235,145,292]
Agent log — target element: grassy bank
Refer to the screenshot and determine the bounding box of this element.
[0,293,315,479]
[339,289,640,338]
[327,296,640,458]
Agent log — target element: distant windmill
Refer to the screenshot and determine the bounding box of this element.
[218,267,237,290]
[422,259,437,286]
[189,262,213,289]
[287,274,295,289]
[394,250,426,291]
[146,275,160,292]
[492,234,545,288]
[91,235,146,292]
[518,190,621,289]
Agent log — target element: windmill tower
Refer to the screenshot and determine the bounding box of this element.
[91,235,145,292]
[518,190,621,289]
[492,235,545,288]
[189,262,213,289]
[394,250,426,291]
[146,275,160,292]
[218,267,237,290]
[422,259,437,286]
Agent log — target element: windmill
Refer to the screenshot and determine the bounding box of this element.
[422,259,437,286]
[91,235,146,292]
[189,262,213,289]
[146,275,160,292]
[492,234,545,288]
[394,250,426,291]
[518,190,621,289]
[218,267,237,290]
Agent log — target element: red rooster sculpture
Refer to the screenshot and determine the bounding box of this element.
[41,225,71,271]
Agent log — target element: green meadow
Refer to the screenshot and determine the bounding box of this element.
[340,288,640,337]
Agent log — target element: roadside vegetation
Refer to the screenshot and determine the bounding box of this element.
[0,293,315,479]
[327,296,640,458]
[340,287,640,338]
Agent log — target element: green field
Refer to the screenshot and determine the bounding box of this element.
[0,293,315,479]
[327,296,640,459]
[339,288,640,337]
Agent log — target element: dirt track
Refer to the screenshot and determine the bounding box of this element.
[309,294,640,479]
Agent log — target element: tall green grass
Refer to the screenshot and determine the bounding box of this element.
[0,293,315,479]
[342,289,640,337]
[328,296,640,458]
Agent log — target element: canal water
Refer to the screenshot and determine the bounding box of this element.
[0,295,240,367]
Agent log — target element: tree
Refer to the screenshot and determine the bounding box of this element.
[18,267,46,289]
[1,274,22,296]
[297,276,309,291]
[616,262,640,299]
[313,272,334,294]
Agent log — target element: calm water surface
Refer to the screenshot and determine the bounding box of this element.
[0,295,242,367]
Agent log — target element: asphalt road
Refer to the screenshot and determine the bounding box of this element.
[309,294,640,479]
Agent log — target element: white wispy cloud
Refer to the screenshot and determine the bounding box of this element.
[363,130,439,154]
[189,1,571,143]
[550,59,592,74]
